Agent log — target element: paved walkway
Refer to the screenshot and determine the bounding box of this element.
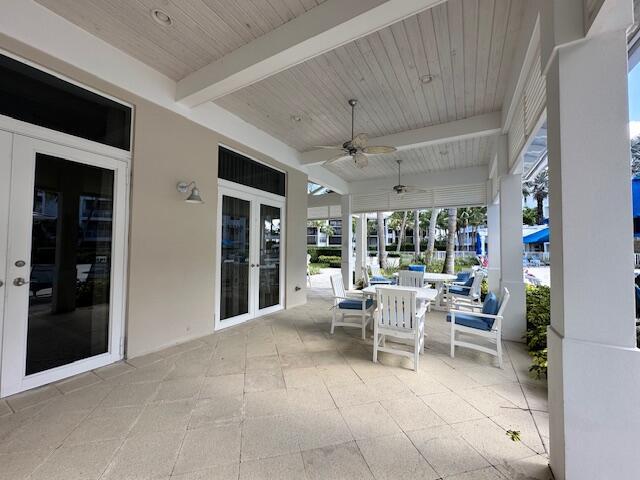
[0,284,550,480]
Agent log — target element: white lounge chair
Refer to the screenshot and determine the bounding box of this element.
[330,274,373,340]
[447,287,510,368]
[373,287,426,372]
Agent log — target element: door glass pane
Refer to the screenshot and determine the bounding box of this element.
[259,205,281,309]
[221,195,251,320]
[27,154,114,375]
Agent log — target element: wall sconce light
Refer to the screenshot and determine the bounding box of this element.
[176,181,204,204]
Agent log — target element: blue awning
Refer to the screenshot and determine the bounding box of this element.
[523,227,549,244]
[633,178,640,218]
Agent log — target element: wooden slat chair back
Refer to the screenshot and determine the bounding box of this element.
[373,287,426,371]
[398,270,424,288]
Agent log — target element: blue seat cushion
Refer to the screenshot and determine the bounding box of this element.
[482,292,500,316]
[408,265,426,272]
[462,275,475,287]
[455,271,472,283]
[447,312,494,331]
[448,285,471,295]
[371,275,392,282]
[338,298,374,310]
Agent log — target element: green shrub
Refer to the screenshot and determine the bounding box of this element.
[318,255,342,268]
[307,247,341,263]
[525,285,551,378]
[308,263,326,275]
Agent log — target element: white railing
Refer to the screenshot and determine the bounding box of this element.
[523,252,550,266]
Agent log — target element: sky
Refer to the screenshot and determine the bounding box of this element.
[630,63,640,138]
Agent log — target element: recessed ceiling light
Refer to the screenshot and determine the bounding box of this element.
[151,9,172,26]
[420,74,434,84]
[291,115,302,122]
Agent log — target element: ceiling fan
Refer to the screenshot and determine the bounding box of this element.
[316,99,397,169]
[388,160,428,195]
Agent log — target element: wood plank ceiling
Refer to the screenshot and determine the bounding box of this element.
[217,0,524,178]
[35,0,524,180]
[34,0,326,79]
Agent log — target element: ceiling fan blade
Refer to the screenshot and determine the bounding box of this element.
[323,153,350,165]
[362,145,397,155]
[351,133,368,149]
[354,152,368,169]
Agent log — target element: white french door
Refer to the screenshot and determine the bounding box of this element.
[0,134,128,397]
[215,181,285,330]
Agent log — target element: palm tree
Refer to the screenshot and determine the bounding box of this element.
[425,208,440,264]
[413,209,420,260]
[523,170,549,225]
[376,211,387,269]
[442,208,457,274]
[457,208,470,251]
[387,211,408,253]
[632,136,640,177]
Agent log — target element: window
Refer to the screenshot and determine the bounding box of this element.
[0,54,132,150]
[219,146,286,196]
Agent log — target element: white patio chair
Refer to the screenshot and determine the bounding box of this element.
[306,254,312,287]
[398,270,424,288]
[373,287,426,372]
[448,287,510,368]
[444,271,485,308]
[364,266,393,286]
[330,274,373,339]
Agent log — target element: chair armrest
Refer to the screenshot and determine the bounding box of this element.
[450,309,501,321]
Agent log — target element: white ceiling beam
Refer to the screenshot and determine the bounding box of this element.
[348,166,489,195]
[304,164,349,194]
[300,112,502,166]
[175,0,445,107]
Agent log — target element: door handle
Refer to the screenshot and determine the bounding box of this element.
[13,278,29,286]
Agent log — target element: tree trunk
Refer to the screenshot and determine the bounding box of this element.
[396,211,407,253]
[426,208,440,265]
[413,209,420,261]
[442,208,457,274]
[536,195,544,225]
[376,211,387,269]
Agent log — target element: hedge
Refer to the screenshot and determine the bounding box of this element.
[525,285,551,379]
[307,247,341,263]
[317,255,341,268]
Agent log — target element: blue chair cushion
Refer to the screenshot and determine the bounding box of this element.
[456,271,472,283]
[482,292,500,316]
[372,275,392,282]
[371,279,394,285]
[408,265,426,272]
[448,285,471,295]
[338,298,374,310]
[462,275,475,287]
[446,312,494,331]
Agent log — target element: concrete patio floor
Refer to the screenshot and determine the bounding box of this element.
[0,287,550,480]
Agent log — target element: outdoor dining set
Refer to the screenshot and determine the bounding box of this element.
[329,265,510,372]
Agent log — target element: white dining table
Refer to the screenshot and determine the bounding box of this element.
[361,285,438,302]
[392,272,458,310]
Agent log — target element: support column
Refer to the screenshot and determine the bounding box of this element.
[497,136,526,342]
[341,194,354,290]
[355,214,366,282]
[542,2,639,478]
[486,201,501,293]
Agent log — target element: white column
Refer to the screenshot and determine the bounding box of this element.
[355,214,366,281]
[497,135,526,342]
[542,2,639,478]
[341,194,354,290]
[486,201,501,293]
